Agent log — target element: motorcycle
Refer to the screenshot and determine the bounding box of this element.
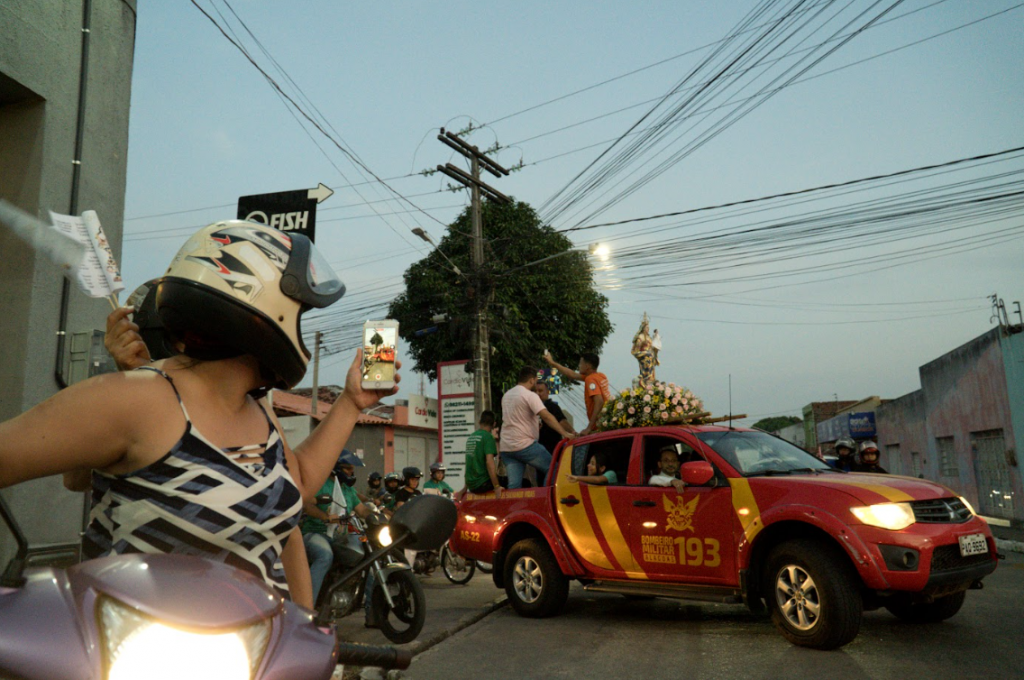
[440,539,476,585]
[0,492,456,679]
[314,497,426,644]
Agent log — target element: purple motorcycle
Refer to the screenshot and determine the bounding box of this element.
[0,494,455,680]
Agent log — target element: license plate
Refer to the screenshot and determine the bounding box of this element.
[958,533,988,557]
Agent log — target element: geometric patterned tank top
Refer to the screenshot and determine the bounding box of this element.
[82,367,303,597]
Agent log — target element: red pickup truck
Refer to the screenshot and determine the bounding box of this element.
[451,425,998,650]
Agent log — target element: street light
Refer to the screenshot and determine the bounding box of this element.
[588,243,611,262]
[411,228,463,276]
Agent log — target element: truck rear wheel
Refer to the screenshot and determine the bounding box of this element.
[766,539,862,650]
[504,539,569,618]
[885,590,965,623]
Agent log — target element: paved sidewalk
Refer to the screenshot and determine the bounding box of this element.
[332,570,507,678]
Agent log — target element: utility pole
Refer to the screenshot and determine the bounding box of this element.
[436,129,511,420]
[310,331,322,417]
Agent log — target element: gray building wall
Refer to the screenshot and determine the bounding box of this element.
[1,1,136,565]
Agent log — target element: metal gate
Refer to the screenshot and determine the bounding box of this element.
[972,430,1014,519]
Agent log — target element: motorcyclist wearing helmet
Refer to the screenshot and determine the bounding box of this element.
[358,470,383,504]
[853,440,888,474]
[395,466,423,510]
[423,462,454,496]
[832,437,857,472]
[300,450,372,603]
[380,472,401,512]
[0,221,401,610]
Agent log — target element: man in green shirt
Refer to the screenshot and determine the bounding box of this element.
[465,411,502,498]
[424,462,455,495]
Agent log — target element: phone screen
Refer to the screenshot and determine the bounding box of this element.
[362,324,397,384]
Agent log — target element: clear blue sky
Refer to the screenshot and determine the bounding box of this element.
[121,1,1023,427]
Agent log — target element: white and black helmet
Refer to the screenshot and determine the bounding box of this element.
[154,221,345,388]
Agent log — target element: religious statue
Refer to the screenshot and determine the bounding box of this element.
[631,313,657,385]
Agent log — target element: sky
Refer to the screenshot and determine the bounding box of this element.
[119,1,1023,428]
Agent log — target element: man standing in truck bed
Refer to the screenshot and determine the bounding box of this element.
[544,351,610,435]
[500,366,576,489]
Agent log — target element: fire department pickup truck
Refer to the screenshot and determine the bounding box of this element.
[451,426,999,649]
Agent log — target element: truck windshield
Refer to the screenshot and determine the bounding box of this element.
[696,431,833,477]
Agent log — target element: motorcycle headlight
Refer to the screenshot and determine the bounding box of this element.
[100,597,270,680]
[850,502,916,531]
[377,525,393,547]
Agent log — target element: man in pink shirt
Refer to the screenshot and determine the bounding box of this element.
[500,366,576,489]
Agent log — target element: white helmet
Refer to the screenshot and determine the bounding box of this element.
[154,221,344,388]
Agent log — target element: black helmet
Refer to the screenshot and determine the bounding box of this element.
[126,280,178,361]
[402,466,422,482]
[429,462,446,473]
[384,472,400,486]
[369,471,383,481]
[155,221,345,388]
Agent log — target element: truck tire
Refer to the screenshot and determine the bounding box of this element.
[885,590,966,623]
[504,539,569,618]
[766,539,862,650]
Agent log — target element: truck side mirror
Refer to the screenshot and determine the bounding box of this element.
[681,461,714,486]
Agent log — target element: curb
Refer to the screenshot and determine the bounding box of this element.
[994,537,1024,554]
[408,594,509,656]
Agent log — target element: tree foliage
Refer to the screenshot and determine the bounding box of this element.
[751,415,802,432]
[388,200,613,406]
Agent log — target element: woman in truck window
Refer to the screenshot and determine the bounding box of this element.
[567,451,617,485]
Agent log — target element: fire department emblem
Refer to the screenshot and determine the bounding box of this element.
[664,495,699,532]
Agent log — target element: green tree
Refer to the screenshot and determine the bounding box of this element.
[751,415,802,432]
[388,199,613,407]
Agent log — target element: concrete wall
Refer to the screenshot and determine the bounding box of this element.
[877,390,928,478]
[877,328,1024,520]
[0,0,136,565]
[774,421,806,449]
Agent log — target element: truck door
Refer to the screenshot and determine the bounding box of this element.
[552,435,643,579]
[626,433,738,586]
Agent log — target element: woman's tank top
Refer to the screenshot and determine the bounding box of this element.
[82,367,303,596]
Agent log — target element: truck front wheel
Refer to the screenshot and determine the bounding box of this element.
[504,539,569,618]
[766,539,863,650]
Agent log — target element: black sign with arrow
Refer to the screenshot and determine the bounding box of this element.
[237,183,334,243]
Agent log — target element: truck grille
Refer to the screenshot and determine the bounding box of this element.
[911,498,973,524]
[930,544,991,572]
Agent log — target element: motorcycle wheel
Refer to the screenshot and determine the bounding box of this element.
[441,545,476,585]
[476,561,493,574]
[372,570,426,644]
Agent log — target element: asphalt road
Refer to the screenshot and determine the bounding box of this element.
[408,551,1023,680]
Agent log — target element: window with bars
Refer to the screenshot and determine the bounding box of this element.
[937,436,958,477]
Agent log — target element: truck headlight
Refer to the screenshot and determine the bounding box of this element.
[850,502,916,530]
[100,597,269,680]
[958,496,977,516]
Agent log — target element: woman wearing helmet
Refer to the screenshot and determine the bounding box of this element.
[853,441,888,474]
[0,221,400,609]
[424,462,454,496]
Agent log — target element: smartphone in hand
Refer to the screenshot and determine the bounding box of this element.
[361,320,399,390]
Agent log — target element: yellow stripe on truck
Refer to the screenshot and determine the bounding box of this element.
[554,446,616,571]
[822,478,915,503]
[728,478,764,544]
[587,486,647,580]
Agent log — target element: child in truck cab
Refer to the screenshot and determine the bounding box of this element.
[567,451,617,485]
[648,446,686,491]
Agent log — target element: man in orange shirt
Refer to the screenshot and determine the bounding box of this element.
[544,351,610,435]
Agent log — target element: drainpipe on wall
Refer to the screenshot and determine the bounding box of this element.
[54,0,93,389]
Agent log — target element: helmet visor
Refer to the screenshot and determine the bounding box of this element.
[281,234,345,308]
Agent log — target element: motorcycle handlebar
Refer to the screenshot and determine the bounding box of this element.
[334,642,413,670]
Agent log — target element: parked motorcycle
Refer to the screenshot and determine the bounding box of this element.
[0,493,456,679]
[315,497,425,644]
